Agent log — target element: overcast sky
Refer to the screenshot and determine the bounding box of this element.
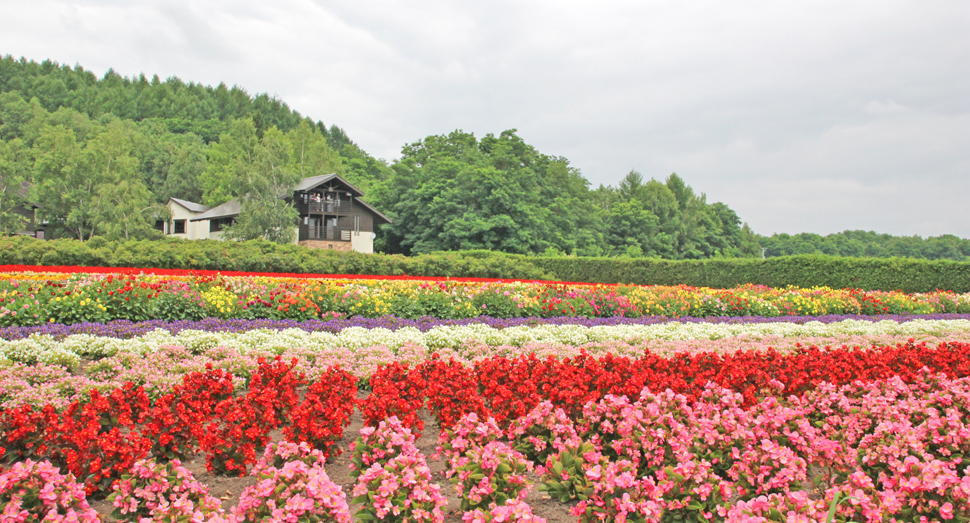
[2,0,968,237]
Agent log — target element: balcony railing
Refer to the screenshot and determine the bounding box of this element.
[307,225,352,241]
[308,200,352,214]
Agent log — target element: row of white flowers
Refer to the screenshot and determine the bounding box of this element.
[2,319,970,367]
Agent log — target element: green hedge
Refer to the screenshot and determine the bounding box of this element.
[0,237,551,281]
[3,237,970,292]
[523,255,970,293]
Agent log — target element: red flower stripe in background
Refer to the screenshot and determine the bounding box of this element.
[0,264,604,286]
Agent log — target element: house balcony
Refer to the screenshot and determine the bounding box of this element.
[308,200,352,214]
[307,225,353,241]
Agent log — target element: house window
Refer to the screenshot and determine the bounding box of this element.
[210,218,234,232]
[173,220,186,234]
[154,220,165,232]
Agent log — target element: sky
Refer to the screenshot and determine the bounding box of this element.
[1,0,968,237]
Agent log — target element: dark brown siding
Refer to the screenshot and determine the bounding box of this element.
[347,204,375,232]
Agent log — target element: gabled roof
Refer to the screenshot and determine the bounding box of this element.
[190,198,242,222]
[169,198,210,214]
[294,173,337,191]
[356,199,392,224]
[294,173,365,197]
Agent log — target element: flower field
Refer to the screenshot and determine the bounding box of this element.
[3,267,970,522]
[3,266,970,327]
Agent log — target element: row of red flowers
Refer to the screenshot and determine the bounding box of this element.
[1,357,356,496]
[0,264,601,286]
[4,340,969,498]
[363,339,970,434]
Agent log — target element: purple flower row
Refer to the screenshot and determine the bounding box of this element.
[4,312,970,341]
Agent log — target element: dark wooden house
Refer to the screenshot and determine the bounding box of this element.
[189,173,390,253]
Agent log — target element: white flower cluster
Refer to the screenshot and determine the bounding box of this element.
[3,319,970,367]
[586,318,970,342]
[2,334,81,370]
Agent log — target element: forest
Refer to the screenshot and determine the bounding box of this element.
[1,55,969,260]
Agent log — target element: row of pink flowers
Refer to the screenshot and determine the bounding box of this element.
[435,372,970,522]
[9,443,355,523]
[349,417,447,523]
[436,413,547,523]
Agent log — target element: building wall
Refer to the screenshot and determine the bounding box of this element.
[351,232,375,254]
[299,240,353,252]
[167,203,207,240]
[348,204,375,232]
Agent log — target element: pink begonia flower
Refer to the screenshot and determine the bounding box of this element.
[940,502,955,520]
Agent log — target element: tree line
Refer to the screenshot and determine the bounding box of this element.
[371,129,760,258]
[760,230,970,261]
[1,55,968,260]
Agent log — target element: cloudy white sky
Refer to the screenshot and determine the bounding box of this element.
[2,0,968,237]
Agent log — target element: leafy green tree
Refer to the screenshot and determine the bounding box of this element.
[1,95,49,145]
[756,230,970,261]
[136,120,207,203]
[199,118,259,206]
[222,126,301,243]
[536,157,606,256]
[0,138,30,234]
[158,133,206,203]
[95,177,162,240]
[375,130,597,255]
[0,55,338,141]
[736,223,762,258]
[601,171,752,259]
[31,124,89,239]
[337,143,392,195]
[0,92,34,141]
[286,121,343,179]
[43,107,100,143]
[82,120,150,240]
[31,119,146,240]
[605,199,660,257]
[608,175,681,257]
[663,173,718,259]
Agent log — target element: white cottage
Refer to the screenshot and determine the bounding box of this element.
[158,198,211,240]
